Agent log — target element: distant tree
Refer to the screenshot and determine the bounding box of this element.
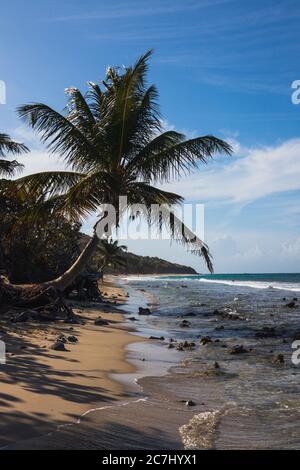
[97,239,127,279]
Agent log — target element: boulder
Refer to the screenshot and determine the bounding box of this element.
[94,318,109,326]
[67,335,78,343]
[286,301,296,308]
[51,341,67,351]
[272,354,284,364]
[180,320,191,328]
[138,307,152,315]
[229,345,248,354]
[200,336,212,345]
[185,400,196,406]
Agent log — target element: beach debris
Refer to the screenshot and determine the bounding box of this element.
[200,336,212,345]
[286,301,296,308]
[272,354,284,364]
[11,311,30,323]
[149,335,165,340]
[67,335,78,343]
[180,319,191,328]
[94,318,110,326]
[214,361,220,369]
[51,340,67,351]
[138,307,152,315]
[229,345,248,354]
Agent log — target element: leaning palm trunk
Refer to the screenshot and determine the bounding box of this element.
[46,231,99,292]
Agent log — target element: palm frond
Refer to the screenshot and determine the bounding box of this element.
[15,171,84,198]
[0,133,29,156]
[17,103,97,172]
[0,159,24,177]
[130,135,233,182]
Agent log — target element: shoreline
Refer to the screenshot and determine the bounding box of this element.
[0,281,146,448]
[3,277,192,450]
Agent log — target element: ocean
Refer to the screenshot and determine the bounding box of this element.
[119,272,300,449]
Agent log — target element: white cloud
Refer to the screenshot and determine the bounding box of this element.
[164,138,300,204]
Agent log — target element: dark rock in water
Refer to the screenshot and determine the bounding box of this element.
[94,318,109,326]
[183,312,196,317]
[138,307,151,315]
[200,336,212,345]
[255,327,276,338]
[214,361,220,369]
[282,297,286,301]
[180,319,191,328]
[272,354,284,364]
[178,341,196,349]
[149,336,165,340]
[293,298,298,301]
[214,308,244,320]
[168,343,175,349]
[286,301,296,308]
[215,325,225,331]
[51,341,67,351]
[128,316,138,321]
[292,332,300,341]
[67,335,78,343]
[185,400,196,406]
[229,345,248,354]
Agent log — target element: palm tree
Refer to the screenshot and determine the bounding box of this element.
[16,50,232,292]
[97,239,127,278]
[0,133,28,176]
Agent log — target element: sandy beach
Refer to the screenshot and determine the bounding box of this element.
[0,281,145,448]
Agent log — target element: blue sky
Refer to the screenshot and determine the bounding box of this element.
[1,0,300,273]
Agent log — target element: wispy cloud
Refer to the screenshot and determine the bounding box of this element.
[163,138,300,204]
[51,0,234,22]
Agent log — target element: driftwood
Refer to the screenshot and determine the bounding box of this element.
[64,272,102,302]
[0,276,76,321]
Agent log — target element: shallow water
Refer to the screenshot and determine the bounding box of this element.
[120,274,300,449]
